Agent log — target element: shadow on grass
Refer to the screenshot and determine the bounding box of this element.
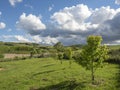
[42,64,55,67]
[116,62,120,89]
[30,80,86,90]
[33,70,56,76]
[33,67,66,76]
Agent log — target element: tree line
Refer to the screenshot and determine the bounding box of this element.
[54,35,109,84]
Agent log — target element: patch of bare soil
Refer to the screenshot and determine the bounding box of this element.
[4,54,30,59]
[0,68,5,71]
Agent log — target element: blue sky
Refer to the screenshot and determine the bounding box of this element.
[0,0,120,45]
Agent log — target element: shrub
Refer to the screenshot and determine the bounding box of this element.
[58,53,63,60]
[106,49,120,64]
[63,48,72,60]
[106,55,120,64]
[0,54,4,58]
[72,51,81,60]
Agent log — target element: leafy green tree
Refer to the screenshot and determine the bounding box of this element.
[76,35,109,83]
[64,47,72,67]
[30,48,37,58]
[54,42,64,52]
[35,48,41,58]
[58,53,63,64]
[64,48,72,59]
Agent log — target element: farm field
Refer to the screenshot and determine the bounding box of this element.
[0,58,119,90]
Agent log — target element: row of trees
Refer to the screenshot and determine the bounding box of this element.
[54,35,109,84]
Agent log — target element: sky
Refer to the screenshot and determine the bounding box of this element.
[0,0,120,45]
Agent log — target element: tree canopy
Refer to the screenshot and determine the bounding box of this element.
[75,35,109,83]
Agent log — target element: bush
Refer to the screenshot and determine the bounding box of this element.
[72,51,81,60]
[105,49,120,64]
[0,54,4,58]
[106,55,120,64]
[58,53,63,60]
[63,48,72,60]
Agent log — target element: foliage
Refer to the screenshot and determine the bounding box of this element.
[63,47,72,60]
[107,49,120,64]
[54,42,64,52]
[70,44,83,51]
[0,54,4,58]
[63,47,73,67]
[30,48,38,58]
[58,53,63,60]
[58,53,63,64]
[72,50,81,60]
[75,35,109,83]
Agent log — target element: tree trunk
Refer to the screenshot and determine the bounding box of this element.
[91,59,94,84]
[92,68,94,83]
[61,59,62,64]
[69,60,72,68]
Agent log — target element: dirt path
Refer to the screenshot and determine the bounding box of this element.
[4,54,30,59]
[0,68,4,71]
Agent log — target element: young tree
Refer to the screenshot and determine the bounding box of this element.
[64,47,72,67]
[54,42,64,52]
[30,48,37,58]
[76,35,109,83]
[58,53,63,64]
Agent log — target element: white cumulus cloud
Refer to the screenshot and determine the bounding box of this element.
[32,35,42,43]
[51,4,92,31]
[0,12,2,16]
[14,35,30,42]
[48,4,54,11]
[2,35,30,43]
[49,4,120,45]
[9,0,23,6]
[16,13,46,35]
[0,11,6,29]
[0,22,6,29]
[41,36,58,45]
[49,7,53,12]
[32,35,58,45]
[13,4,120,45]
[90,6,116,24]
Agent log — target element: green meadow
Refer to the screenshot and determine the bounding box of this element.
[0,58,119,90]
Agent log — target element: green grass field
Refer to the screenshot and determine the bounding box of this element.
[0,58,119,90]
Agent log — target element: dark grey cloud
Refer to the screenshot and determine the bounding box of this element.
[96,13,120,44]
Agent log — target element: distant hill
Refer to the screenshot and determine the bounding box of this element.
[0,42,55,54]
[0,42,120,54]
[0,42,40,54]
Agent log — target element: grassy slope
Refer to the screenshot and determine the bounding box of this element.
[0,58,119,90]
[108,45,120,50]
